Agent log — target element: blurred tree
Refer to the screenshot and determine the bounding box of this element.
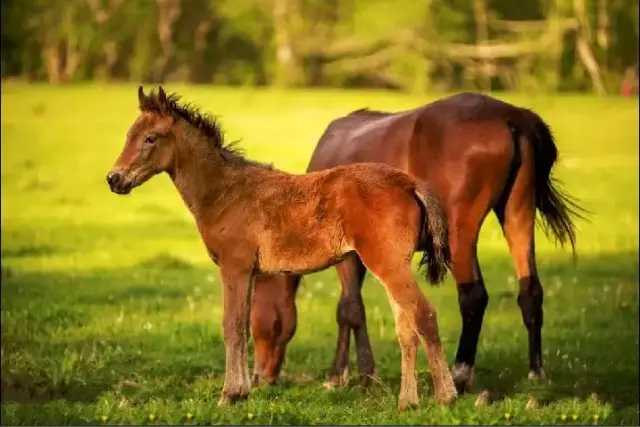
[86,0,125,81]
[0,0,637,93]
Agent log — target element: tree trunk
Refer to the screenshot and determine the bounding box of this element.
[596,0,609,66]
[473,0,491,91]
[87,0,124,81]
[190,19,213,82]
[273,0,300,87]
[61,3,92,82]
[43,42,62,84]
[156,0,182,82]
[574,0,606,94]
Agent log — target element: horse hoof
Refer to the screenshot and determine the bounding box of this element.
[451,363,474,394]
[474,389,491,407]
[357,373,376,389]
[217,392,248,407]
[217,395,232,407]
[526,394,539,410]
[398,395,419,411]
[251,374,260,387]
[264,376,278,386]
[435,389,457,406]
[322,373,348,390]
[322,378,339,390]
[528,369,546,381]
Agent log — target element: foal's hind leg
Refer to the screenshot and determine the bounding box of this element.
[494,141,545,380]
[359,252,456,406]
[386,294,420,409]
[325,255,375,388]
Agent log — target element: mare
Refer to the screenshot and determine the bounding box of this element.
[106,86,459,409]
[250,92,585,393]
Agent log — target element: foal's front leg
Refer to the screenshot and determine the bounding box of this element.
[218,265,255,406]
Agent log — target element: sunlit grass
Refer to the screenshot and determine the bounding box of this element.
[1,83,638,424]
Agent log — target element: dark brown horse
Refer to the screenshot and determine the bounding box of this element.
[106,86,458,409]
[250,92,585,393]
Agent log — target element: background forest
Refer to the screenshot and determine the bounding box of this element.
[1,0,638,93]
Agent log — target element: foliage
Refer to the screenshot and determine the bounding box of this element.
[0,0,637,91]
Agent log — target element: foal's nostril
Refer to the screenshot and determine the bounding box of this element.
[107,172,121,187]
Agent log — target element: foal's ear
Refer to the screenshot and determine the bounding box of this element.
[138,85,146,107]
[158,86,168,106]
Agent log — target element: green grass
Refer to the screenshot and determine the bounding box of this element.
[1,83,638,425]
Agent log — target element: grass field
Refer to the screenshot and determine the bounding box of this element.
[1,83,638,425]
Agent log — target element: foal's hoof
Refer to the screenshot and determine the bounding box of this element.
[528,368,546,381]
[217,393,248,407]
[435,389,457,406]
[397,396,419,412]
[451,363,474,394]
[474,389,491,407]
[526,394,539,410]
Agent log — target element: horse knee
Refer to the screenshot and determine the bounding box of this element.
[517,275,543,328]
[457,281,489,317]
[336,295,366,329]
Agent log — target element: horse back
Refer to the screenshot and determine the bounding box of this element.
[307,93,524,205]
[307,109,417,173]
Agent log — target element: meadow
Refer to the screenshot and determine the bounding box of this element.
[1,83,638,425]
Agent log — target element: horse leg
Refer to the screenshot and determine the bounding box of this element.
[448,210,489,393]
[386,295,420,409]
[359,250,456,407]
[218,266,254,406]
[265,275,299,381]
[325,255,374,388]
[251,274,300,385]
[494,139,544,380]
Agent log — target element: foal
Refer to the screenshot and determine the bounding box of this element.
[106,86,457,409]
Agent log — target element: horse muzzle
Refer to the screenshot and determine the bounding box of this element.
[106,171,133,195]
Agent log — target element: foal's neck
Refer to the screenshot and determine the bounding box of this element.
[169,123,266,220]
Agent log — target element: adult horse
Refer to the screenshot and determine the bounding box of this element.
[250,92,584,393]
[106,86,458,409]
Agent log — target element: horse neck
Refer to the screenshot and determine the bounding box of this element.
[169,128,251,220]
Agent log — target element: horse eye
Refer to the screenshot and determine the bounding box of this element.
[144,135,157,144]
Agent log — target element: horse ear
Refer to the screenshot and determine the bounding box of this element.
[138,85,145,107]
[158,86,168,106]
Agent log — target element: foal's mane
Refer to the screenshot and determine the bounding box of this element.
[139,87,267,167]
[348,108,392,118]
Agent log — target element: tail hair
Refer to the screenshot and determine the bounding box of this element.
[521,109,589,262]
[413,187,451,285]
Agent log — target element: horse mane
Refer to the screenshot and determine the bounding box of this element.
[139,87,271,168]
[347,108,392,119]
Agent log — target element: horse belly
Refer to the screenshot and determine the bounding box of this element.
[257,227,350,275]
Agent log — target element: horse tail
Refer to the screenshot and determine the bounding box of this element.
[413,185,451,285]
[511,108,588,260]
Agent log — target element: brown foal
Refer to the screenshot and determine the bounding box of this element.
[251,93,585,393]
[106,86,458,409]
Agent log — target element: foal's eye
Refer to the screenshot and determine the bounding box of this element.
[144,135,157,144]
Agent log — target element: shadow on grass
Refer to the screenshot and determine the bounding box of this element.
[1,250,637,414]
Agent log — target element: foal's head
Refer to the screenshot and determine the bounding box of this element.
[106,85,224,195]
